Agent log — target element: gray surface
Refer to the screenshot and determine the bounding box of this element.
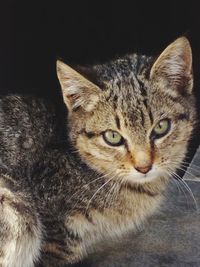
[85,180,200,267]
[72,148,200,267]
[184,145,200,181]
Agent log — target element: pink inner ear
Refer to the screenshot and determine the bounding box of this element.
[67,93,80,102]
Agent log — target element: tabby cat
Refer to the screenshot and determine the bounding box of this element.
[0,37,196,267]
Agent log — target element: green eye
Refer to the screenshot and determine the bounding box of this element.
[102,130,124,146]
[151,119,171,139]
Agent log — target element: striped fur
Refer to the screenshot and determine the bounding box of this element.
[0,37,196,266]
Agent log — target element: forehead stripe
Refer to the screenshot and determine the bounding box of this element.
[177,113,189,121]
[115,115,121,130]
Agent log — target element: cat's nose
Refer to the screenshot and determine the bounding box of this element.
[132,149,152,174]
[135,165,152,174]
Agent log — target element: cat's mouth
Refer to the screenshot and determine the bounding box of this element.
[124,166,166,184]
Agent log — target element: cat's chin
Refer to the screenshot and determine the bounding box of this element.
[124,167,166,184]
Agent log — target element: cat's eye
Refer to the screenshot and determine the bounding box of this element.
[151,119,171,139]
[102,130,124,146]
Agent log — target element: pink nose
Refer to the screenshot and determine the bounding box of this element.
[135,165,152,174]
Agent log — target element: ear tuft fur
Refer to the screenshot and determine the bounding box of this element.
[57,60,101,112]
[150,37,193,94]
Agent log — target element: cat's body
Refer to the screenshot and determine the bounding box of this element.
[0,95,164,267]
[0,37,197,267]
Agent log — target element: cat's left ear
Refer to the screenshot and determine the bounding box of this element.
[150,37,193,95]
[57,60,101,112]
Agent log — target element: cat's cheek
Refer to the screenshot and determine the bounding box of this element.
[76,134,127,170]
[74,137,111,173]
[76,138,108,162]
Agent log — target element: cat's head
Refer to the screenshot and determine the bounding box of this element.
[57,37,196,186]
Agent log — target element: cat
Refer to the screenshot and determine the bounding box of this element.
[0,37,196,267]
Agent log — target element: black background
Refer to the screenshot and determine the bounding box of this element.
[1,0,200,149]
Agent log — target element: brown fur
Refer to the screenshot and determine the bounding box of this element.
[0,37,196,266]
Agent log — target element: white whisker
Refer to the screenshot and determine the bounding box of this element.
[85,176,115,213]
[170,170,198,211]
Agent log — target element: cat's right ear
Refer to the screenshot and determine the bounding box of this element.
[56,60,101,112]
[150,37,193,95]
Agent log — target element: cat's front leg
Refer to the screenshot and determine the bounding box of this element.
[0,174,42,267]
[39,212,93,267]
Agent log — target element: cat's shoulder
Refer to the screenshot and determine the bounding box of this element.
[0,94,60,169]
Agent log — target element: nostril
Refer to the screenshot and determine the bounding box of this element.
[135,165,152,174]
